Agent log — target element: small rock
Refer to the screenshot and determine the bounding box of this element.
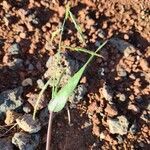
[8,43,21,55]
[128,103,140,114]
[105,104,118,117]
[101,83,113,102]
[99,132,106,140]
[8,58,23,70]
[116,93,126,102]
[140,111,149,122]
[110,38,136,57]
[22,78,33,86]
[0,138,13,150]
[0,87,23,115]
[16,114,41,133]
[69,84,87,104]
[12,132,40,150]
[37,79,44,89]
[23,103,32,113]
[5,110,20,125]
[26,93,48,110]
[108,115,129,135]
[130,121,138,134]
[140,59,149,71]
[116,135,123,144]
[116,65,127,77]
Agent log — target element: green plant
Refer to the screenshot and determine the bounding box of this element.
[32,4,107,150]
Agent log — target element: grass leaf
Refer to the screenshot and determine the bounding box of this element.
[62,45,103,58]
[48,41,107,112]
[68,10,85,44]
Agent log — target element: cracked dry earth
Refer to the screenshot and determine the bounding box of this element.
[0,0,150,150]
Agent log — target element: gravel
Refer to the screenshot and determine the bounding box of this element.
[108,115,129,135]
[37,79,44,89]
[16,114,41,133]
[12,132,40,150]
[8,43,21,55]
[101,83,113,103]
[69,84,87,108]
[129,121,138,134]
[0,87,23,117]
[110,38,136,57]
[8,58,23,70]
[21,78,33,86]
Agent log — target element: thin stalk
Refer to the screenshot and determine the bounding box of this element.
[46,111,53,150]
[33,79,51,120]
[58,4,70,52]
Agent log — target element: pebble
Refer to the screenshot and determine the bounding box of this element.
[8,43,21,55]
[116,135,123,144]
[12,132,40,150]
[8,58,23,70]
[69,84,87,108]
[4,110,20,125]
[140,111,149,122]
[110,38,136,57]
[16,114,41,133]
[128,103,140,114]
[99,132,106,140]
[117,93,126,102]
[116,65,127,77]
[37,79,45,89]
[129,121,138,134]
[108,115,129,135]
[101,83,113,102]
[0,138,13,150]
[105,104,118,117]
[27,93,47,110]
[0,87,23,117]
[23,103,32,113]
[21,78,33,86]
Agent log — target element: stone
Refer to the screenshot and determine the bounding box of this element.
[16,114,41,133]
[101,83,113,102]
[108,115,129,135]
[8,58,23,70]
[8,43,21,55]
[128,103,140,114]
[22,78,33,86]
[116,135,123,144]
[140,111,149,122]
[69,84,87,107]
[116,93,126,102]
[129,121,138,134]
[23,103,32,113]
[26,93,48,110]
[110,38,136,57]
[44,52,79,87]
[37,79,44,89]
[116,64,127,77]
[0,87,23,115]
[5,110,20,125]
[12,132,40,150]
[105,104,118,117]
[0,138,13,150]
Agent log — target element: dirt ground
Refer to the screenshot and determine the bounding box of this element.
[0,0,149,150]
